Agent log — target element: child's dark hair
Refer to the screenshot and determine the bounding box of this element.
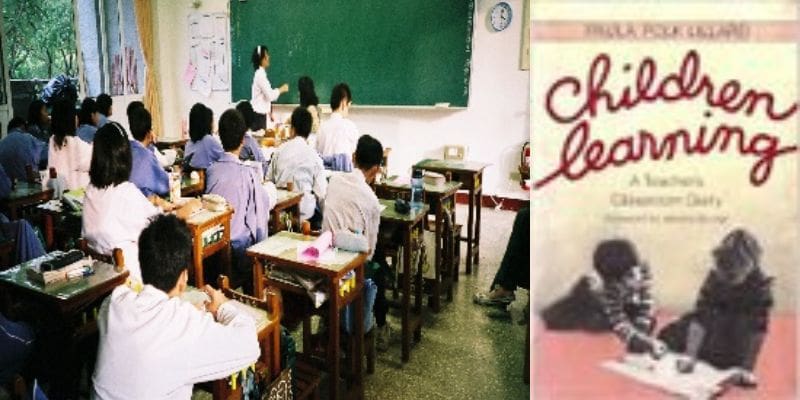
[96,93,112,116]
[189,103,213,143]
[251,45,268,70]
[330,83,352,111]
[7,117,26,132]
[51,98,77,149]
[593,239,640,281]
[235,101,255,131]
[89,122,132,188]
[218,109,246,152]
[354,135,383,170]
[129,107,152,142]
[78,97,98,126]
[139,214,192,292]
[290,107,312,139]
[299,76,319,108]
[27,100,46,127]
[126,101,145,120]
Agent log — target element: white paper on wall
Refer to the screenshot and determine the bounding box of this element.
[187,12,229,93]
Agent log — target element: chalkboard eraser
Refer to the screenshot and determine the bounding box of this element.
[434,102,450,108]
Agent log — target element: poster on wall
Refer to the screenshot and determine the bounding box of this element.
[187,12,229,96]
[531,2,798,399]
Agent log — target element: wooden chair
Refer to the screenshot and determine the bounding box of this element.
[78,239,125,270]
[215,275,320,400]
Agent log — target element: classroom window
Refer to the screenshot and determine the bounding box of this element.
[77,0,145,97]
[2,0,78,80]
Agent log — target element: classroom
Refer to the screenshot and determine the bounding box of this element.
[0,1,530,399]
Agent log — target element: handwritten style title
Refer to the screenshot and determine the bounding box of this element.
[535,50,798,189]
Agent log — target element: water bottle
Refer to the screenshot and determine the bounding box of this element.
[410,169,423,209]
[46,167,64,199]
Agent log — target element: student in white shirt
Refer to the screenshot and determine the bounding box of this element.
[92,214,259,399]
[250,45,288,130]
[48,98,93,190]
[317,83,358,157]
[267,107,327,229]
[322,135,389,347]
[82,122,200,282]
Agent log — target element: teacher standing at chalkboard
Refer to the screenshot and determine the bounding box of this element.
[251,45,288,130]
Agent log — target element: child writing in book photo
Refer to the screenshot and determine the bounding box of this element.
[540,239,666,358]
[594,239,666,358]
[659,229,772,388]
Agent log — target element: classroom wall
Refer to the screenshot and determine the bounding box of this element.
[152,0,530,200]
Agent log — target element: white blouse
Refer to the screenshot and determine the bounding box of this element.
[251,67,281,119]
[48,135,92,190]
[82,182,160,281]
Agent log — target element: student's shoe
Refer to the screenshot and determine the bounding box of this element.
[375,324,394,352]
[473,286,515,306]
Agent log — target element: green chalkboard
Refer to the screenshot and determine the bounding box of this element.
[230,1,474,107]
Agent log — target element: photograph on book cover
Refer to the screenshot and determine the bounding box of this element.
[530,2,799,399]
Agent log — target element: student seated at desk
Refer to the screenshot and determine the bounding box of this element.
[234,100,268,176]
[48,98,92,190]
[96,93,112,128]
[184,103,223,170]
[206,109,271,290]
[26,100,50,144]
[127,101,171,168]
[322,135,390,347]
[92,214,259,399]
[128,107,169,197]
[76,97,100,143]
[267,107,327,229]
[0,117,44,182]
[0,165,46,264]
[317,83,358,158]
[83,122,200,282]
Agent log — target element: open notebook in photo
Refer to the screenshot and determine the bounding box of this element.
[530,2,799,399]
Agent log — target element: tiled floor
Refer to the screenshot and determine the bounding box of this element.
[362,205,529,400]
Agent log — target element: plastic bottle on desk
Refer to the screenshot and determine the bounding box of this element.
[46,167,64,199]
[410,169,424,209]
[169,167,182,203]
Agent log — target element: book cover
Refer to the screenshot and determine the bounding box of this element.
[530,2,798,398]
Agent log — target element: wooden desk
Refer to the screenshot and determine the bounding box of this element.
[269,188,303,234]
[181,169,205,197]
[185,207,233,287]
[378,198,429,362]
[0,256,128,397]
[1,182,53,219]
[414,159,489,275]
[375,178,461,312]
[248,232,366,400]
